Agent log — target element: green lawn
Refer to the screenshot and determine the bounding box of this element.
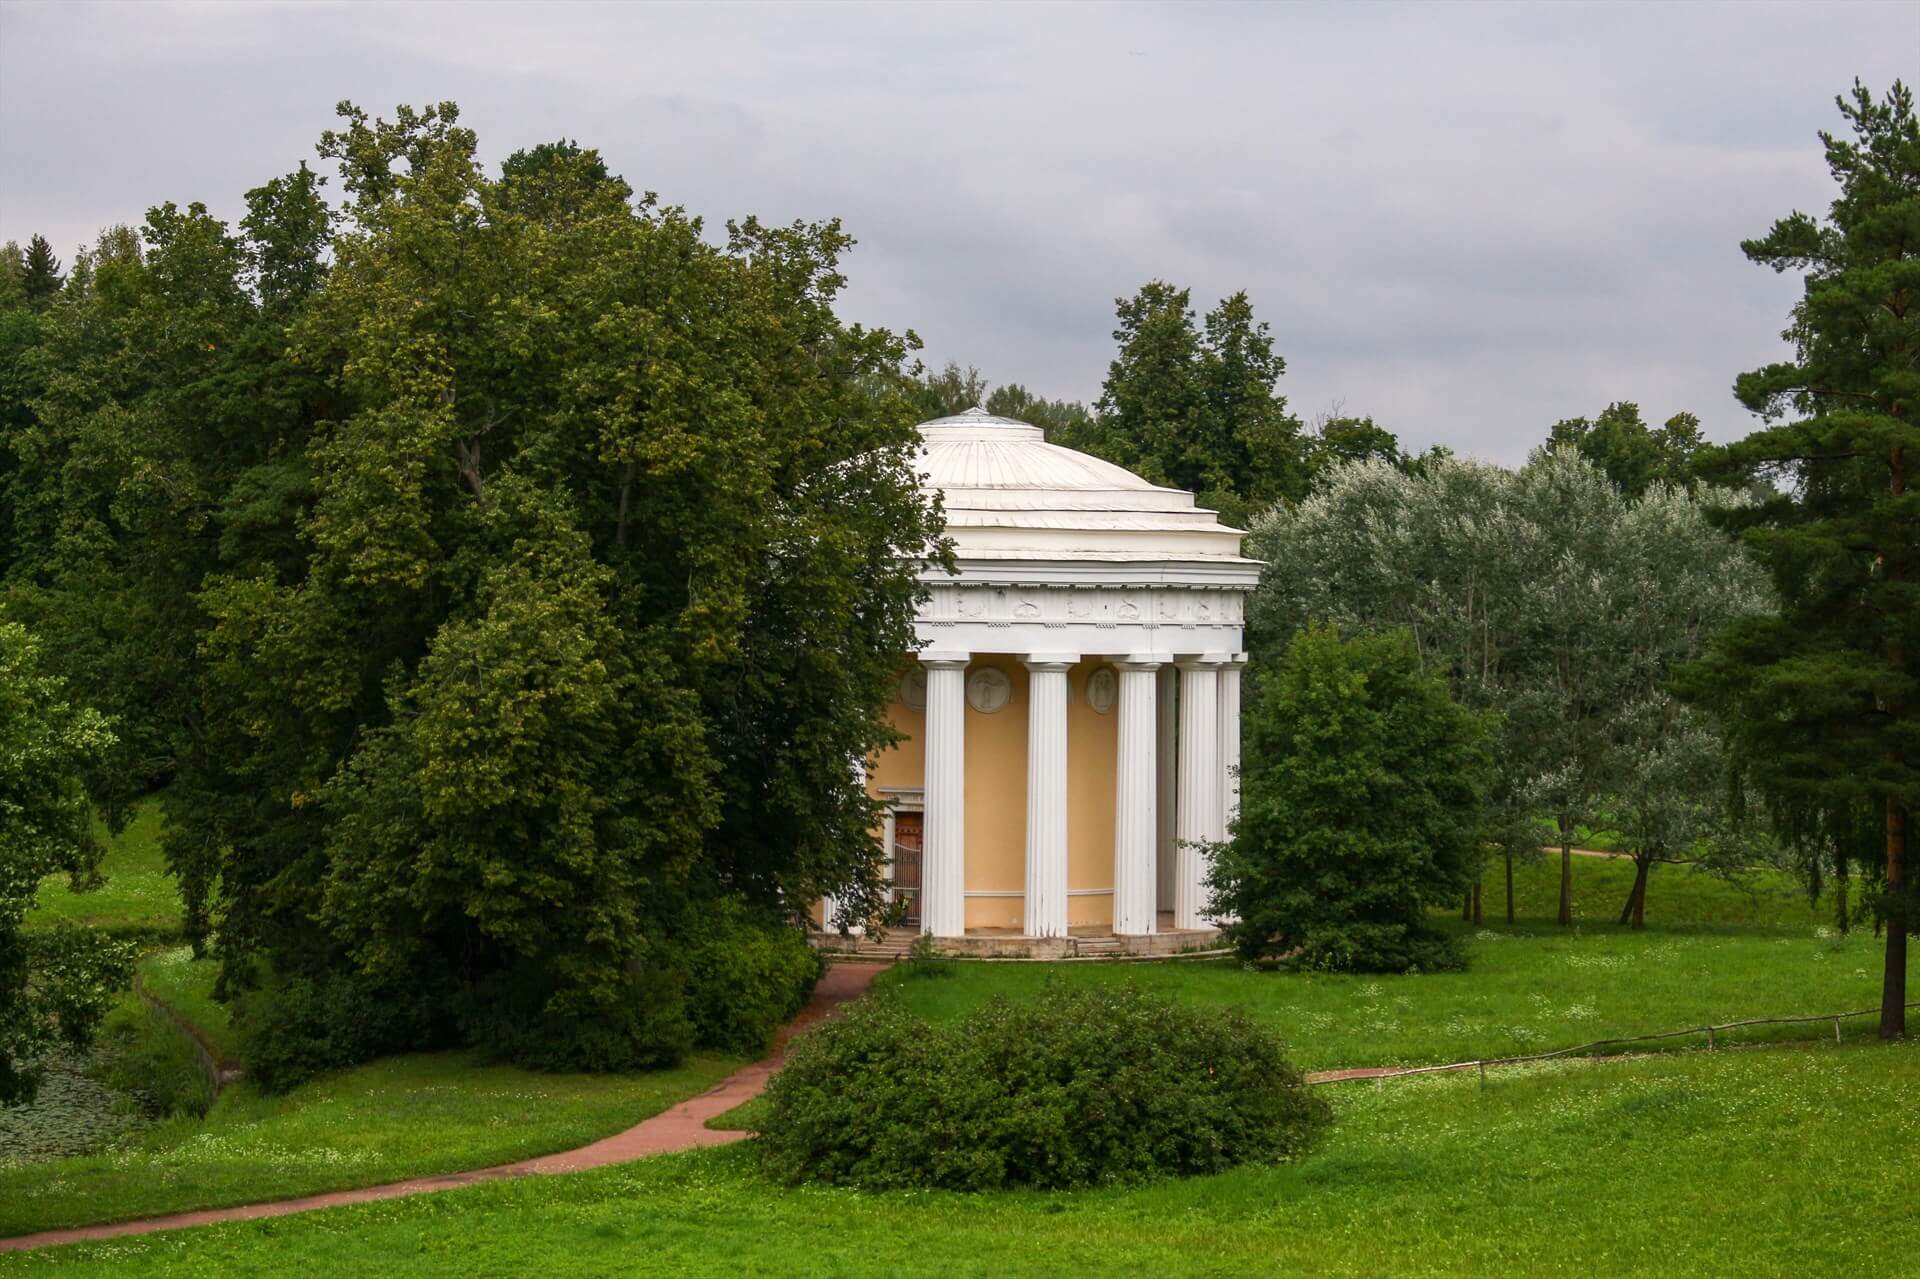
[12,1039,1910,1277]
[0,1047,742,1238]
[133,947,238,1063]
[24,799,182,939]
[881,857,1893,1074]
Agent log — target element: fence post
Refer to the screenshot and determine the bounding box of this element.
[1834,1017,1843,1044]
[1705,1025,1715,1051]
[1478,1060,1486,1089]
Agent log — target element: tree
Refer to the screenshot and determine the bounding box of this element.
[1252,452,1768,927]
[1089,283,1306,525]
[1547,401,1705,497]
[1681,80,1919,1039]
[0,620,131,1103]
[1607,694,1757,927]
[983,382,1094,439]
[1213,623,1493,971]
[21,235,62,306]
[155,102,942,1070]
[910,360,989,420]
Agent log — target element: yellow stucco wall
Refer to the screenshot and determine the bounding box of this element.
[866,654,1123,933]
[1065,659,1119,927]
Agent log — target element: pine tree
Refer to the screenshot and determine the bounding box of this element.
[21,234,62,305]
[1684,81,1920,1039]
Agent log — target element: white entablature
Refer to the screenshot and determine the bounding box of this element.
[912,408,1259,657]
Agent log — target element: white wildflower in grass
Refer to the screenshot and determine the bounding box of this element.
[1474,929,1507,942]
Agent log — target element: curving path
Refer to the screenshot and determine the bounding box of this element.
[0,960,888,1255]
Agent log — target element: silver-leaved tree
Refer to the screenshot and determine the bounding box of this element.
[1248,449,1771,928]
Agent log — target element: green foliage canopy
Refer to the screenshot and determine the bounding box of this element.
[0,621,132,1103]
[1680,80,1919,1036]
[0,101,943,1071]
[1213,624,1493,971]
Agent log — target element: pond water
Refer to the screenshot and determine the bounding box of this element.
[0,1047,153,1166]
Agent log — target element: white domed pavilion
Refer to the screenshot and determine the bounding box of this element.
[823,408,1256,955]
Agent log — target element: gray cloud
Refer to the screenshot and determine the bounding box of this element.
[2,0,1913,461]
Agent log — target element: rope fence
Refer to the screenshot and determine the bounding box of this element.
[1312,1000,1920,1087]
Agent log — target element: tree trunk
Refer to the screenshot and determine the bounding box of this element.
[1462,890,1472,921]
[1505,848,1515,924]
[1617,857,1650,929]
[1557,821,1573,927]
[1883,798,1907,1040]
[1471,879,1484,926]
[1882,443,1906,1039]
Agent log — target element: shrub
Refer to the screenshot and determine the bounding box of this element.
[676,901,824,1057]
[458,954,693,1075]
[237,969,451,1093]
[1213,624,1492,972]
[758,983,1330,1191]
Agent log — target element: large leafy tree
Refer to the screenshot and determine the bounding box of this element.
[1682,81,1919,1039]
[168,104,940,1066]
[1213,623,1493,971]
[1078,283,1307,525]
[1547,401,1704,497]
[0,620,131,1104]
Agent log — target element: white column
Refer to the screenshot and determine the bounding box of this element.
[1217,656,1244,832]
[1155,664,1178,911]
[1112,656,1166,935]
[1175,656,1225,930]
[1213,656,1244,927]
[922,653,969,938]
[1023,656,1075,938]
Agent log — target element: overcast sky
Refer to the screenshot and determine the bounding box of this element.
[2,1,1914,461]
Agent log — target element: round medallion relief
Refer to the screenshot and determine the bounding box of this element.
[1086,667,1118,715]
[965,666,1012,714]
[899,666,928,711]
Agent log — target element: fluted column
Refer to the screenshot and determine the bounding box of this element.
[1217,656,1244,831]
[1213,656,1244,927]
[1113,656,1166,935]
[1175,656,1225,930]
[1023,656,1075,938]
[1155,664,1177,910]
[922,653,969,938]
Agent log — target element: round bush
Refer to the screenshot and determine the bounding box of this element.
[757,982,1330,1191]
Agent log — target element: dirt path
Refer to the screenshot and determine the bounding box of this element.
[0,960,888,1255]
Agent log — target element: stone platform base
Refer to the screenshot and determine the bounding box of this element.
[813,913,1222,962]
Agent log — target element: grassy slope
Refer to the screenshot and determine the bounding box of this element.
[24,800,182,938]
[0,1049,742,1237]
[14,1040,1912,1278]
[879,857,1893,1073]
[133,948,238,1062]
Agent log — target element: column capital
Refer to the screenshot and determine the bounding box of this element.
[919,649,971,671]
[1022,653,1080,672]
[1175,652,1232,671]
[1113,652,1172,672]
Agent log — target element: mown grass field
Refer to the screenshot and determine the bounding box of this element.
[880,856,1893,1073]
[11,1040,1911,1278]
[23,800,181,939]
[0,1049,743,1238]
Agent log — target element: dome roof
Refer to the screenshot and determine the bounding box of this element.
[916,408,1252,566]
